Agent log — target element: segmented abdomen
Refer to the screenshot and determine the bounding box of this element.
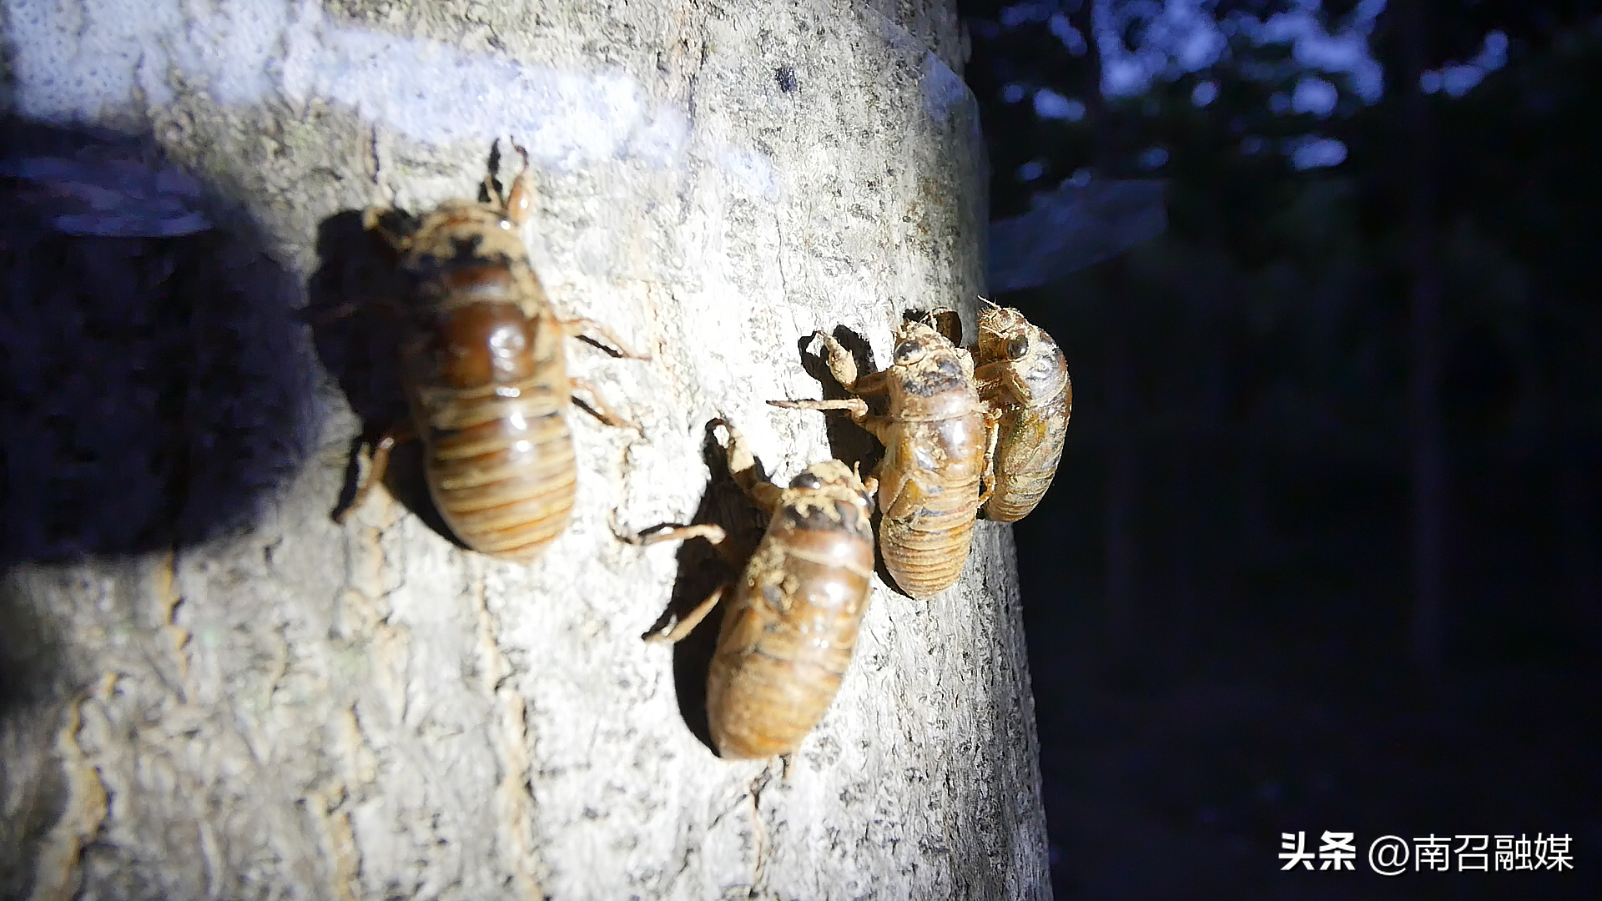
[413,378,575,563]
[880,489,978,599]
[986,390,1070,522]
[879,416,985,599]
[707,527,874,759]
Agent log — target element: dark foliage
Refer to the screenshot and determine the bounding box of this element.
[961,1,1602,896]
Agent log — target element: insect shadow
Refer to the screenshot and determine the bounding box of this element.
[303,209,466,549]
[790,323,916,595]
[0,117,318,565]
[794,324,882,478]
[631,418,770,755]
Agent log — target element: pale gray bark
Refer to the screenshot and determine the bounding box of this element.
[0,2,1050,899]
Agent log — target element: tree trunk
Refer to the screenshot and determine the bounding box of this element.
[0,2,1051,899]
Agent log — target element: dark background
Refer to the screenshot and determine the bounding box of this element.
[958,1,1601,897]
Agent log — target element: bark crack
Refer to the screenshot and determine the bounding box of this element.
[773,210,797,338]
[301,783,362,901]
[742,765,777,899]
[366,124,381,185]
[665,4,712,227]
[27,694,108,901]
[467,560,545,899]
[152,549,190,691]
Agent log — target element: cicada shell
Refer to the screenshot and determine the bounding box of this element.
[341,141,644,562]
[638,421,878,759]
[772,319,990,599]
[966,299,1070,522]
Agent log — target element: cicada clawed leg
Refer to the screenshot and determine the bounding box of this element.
[709,419,786,516]
[561,317,650,360]
[481,138,537,224]
[978,407,1002,509]
[570,378,640,432]
[501,139,535,225]
[644,583,728,644]
[879,469,927,521]
[361,206,415,253]
[807,331,859,390]
[806,331,890,397]
[335,420,417,524]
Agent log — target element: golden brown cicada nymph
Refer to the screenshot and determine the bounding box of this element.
[631,420,878,759]
[965,299,1070,522]
[771,319,991,599]
[339,141,645,563]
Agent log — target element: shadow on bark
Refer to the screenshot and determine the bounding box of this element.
[0,578,66,725]
[0,118,318,566]
[304,209,467,549]
[793,324,883,474]
[631,418,773,756]
[788,324,912,595]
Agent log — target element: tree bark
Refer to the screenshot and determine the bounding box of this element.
[0,2,1050,899]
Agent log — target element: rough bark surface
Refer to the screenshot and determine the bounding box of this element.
[0,2,1051,899]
